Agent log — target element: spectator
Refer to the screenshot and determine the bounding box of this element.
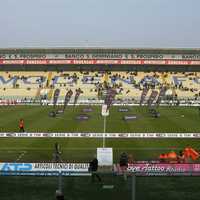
[89,157,101,182]
[55,190,64,200]
[119,152,128,168]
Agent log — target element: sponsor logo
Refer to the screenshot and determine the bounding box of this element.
[43,133,52,137]
[123,115,137,120]
[33,163,89,170]
[76,114,90,120]
[82,108,93,112]
[6,133,16,137]
[118,108,129,112]
[1,163,32,171]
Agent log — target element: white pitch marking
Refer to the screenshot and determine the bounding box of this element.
[16,151,27,162]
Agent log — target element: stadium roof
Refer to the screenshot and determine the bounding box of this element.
[0,47,200,54]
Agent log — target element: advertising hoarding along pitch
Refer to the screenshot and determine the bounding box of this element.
[0,132,200,138]
[0,163,90,176]
[0,59,200,65]
[1,53,200,60]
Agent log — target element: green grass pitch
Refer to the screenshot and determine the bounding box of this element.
[0,105,200,162]
[0,105,200,133]
[0,106,200,162]
[1,174,200,200]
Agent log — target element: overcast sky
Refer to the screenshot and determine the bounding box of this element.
[0,0,199,48]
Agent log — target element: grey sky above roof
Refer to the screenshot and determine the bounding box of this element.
[0,0,199,48]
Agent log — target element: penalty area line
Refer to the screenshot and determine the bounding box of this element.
[15,151,27,162]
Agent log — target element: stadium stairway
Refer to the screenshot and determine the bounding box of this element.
[34,88,42,101]
[35,88,42,97]
[46,72,53,87]
[47,88,54,100]
[161,73,167,85]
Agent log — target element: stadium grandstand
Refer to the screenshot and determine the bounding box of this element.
[1,48,200,105]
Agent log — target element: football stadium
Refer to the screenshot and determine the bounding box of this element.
[1,48,200,199]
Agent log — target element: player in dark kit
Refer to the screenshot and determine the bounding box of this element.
[89,157,101,182]
[53,143,62,162]
[19,119,25,132]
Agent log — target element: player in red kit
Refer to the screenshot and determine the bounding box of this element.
[19,119,25,132]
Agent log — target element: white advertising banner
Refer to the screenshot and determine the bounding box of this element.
[101,104,109,116]
[0,132,200,138]
[97,148,113,166]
